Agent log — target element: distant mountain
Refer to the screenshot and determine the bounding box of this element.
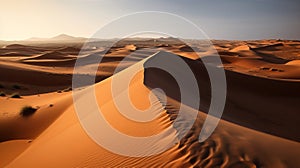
[51,34,82,41]
[26,34,86,42]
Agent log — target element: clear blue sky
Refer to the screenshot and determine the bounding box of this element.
[1,0,299,40]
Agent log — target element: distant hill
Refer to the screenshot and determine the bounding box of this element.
[51,34,83,41]
[26,34,87,42]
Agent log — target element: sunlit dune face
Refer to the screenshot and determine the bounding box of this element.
[94,71,171,137]
[128,70,151,111]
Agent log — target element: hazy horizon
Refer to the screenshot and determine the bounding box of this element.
[1,33,300,42]
[1,0,300,41]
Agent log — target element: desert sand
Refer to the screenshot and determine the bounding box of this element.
[0,38,299,167]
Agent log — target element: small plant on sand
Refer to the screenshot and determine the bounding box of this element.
[20,106,37,117]
[0,91,6,97]
[10,92,21,98]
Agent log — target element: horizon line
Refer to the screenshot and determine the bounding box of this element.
[1,33,299,42]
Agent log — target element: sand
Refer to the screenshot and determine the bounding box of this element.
[0,39,299,167]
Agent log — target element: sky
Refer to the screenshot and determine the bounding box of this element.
[1,0,300,40]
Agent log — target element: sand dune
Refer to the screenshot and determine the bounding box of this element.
[24,51,70,60]
[3,44,49,52]
[4,44,35,49]
[178,45,204,52]
[0,47,41,57]
[229,44,251,52]
[124,44,138,51]
[145,51,300,141]
[250,42,284,51]
[0,40,300,167]
[56,46,81,55]
[285,60,300,66]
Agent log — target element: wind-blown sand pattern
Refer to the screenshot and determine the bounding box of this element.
[0,39,299,167]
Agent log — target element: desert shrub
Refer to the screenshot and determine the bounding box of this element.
[10,93,21,98]
[20,106,37,117]
[0,91,6,97]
